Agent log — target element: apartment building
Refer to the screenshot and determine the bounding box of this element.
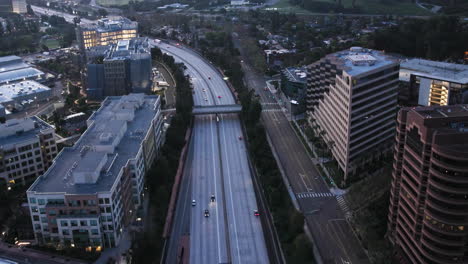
[0,116,57,186]
[76,17,138,51]
[307,47,400,181]
[86,38,152,99]
[27,94,164,249]
[388,105,468,264]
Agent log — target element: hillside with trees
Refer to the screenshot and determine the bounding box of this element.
[369,16,468,62]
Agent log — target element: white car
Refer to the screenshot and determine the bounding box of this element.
[192,200,196,206]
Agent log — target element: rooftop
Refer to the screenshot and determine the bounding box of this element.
[326,47,396,76]
[81,17,137,33]
[87,37,151,62]
[0,55,44,84]
[28,94,161,195]
[0,116,53,147]
[283,67,307,83]
[0,81,50,104]
[412,105,468,119]
[400,58,468,84]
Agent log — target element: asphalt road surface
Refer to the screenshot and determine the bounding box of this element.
[232,33,370,264]
[31,6,94,24]
[157,42,269,264]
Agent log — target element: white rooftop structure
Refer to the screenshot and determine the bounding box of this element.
[400,58,468,84]
[329,47,395,76]
[0,81,51,105]
[0,56,45,84]
[28,94,161,194]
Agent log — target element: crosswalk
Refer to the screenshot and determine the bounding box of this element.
[262,109,283,112]
[296,192,334,199]
[336,195,352,219]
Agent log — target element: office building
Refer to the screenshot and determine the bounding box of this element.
[307,47,400,181]
[27,94,164,249]
[388,105,468,264]
[76,17,138,51]
[11,0,26,14]
[280,67,307,114]
[400,59,468,106]
[0,81,52,111]
[0,116,57,186]
[86,38,152,99]
[0,56,45,85]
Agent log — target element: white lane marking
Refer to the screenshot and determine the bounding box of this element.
[220,115,241,264]
[210,115,222,263]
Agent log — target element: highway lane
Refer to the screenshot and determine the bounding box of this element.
[31,6,94,24]
[219,114,269,264]
[158,42,269,264]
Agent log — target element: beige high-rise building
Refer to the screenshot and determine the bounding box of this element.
[12,0,27,14]
[76,17,138,51]
[307,47,400,182]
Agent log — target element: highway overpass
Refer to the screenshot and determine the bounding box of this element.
[192,104,242,115]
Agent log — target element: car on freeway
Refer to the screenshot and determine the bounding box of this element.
[202,89,206,92]
[204,209,210,217]
[238,136,243,140]
[192,200,196,206]
[218,95,222,99]
[208,76,211,80]
[210,194,215,202]
[204,98,208,101]
[254,210,260,217]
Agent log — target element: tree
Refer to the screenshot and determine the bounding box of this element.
[73,17,81,26]
[98,9,108,17]
[26,4,34,15]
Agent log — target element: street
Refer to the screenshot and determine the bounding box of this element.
[233,33,370,264]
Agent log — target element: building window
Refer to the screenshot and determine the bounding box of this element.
[61,220,68,227]
[29,198,36,204]
[38,199,45,205]
[90,220,97,226]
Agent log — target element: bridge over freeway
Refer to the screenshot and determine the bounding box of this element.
[192,104,242,115]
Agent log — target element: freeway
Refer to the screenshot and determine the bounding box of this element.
[31,5,94,24]
[157,43,269,264]
[232,33,370,264]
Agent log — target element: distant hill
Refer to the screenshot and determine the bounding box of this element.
[288,0,433,15]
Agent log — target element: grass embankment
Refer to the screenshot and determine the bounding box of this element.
[130,47,193,264]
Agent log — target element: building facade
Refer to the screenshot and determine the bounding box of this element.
[86,38,152,100]
[307,47,400,181]
[76,17,138,51]
[400,59,468,106]
[0,116,57,186]
[388,105,468,264]
[27,94,164,249]
[11,0,26,14]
